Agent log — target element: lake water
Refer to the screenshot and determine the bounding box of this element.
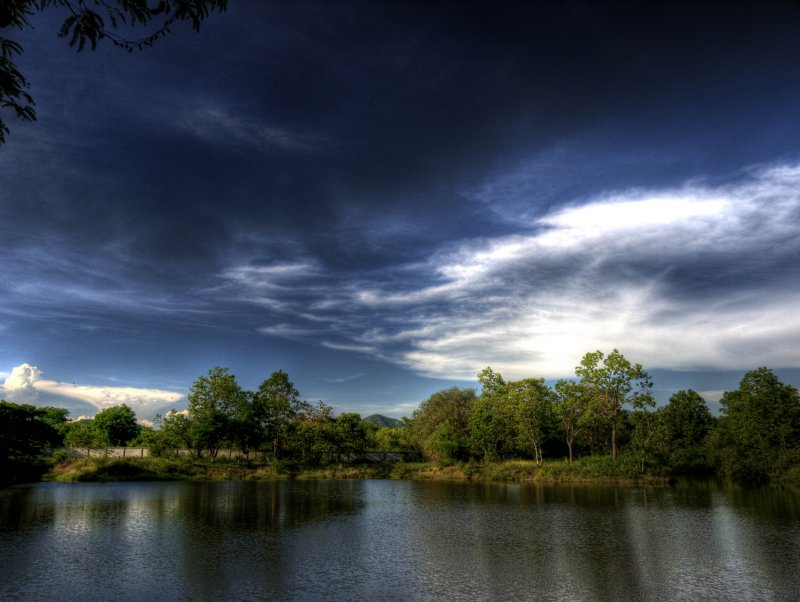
[1,479,799,601]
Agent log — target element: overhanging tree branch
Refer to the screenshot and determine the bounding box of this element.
[0,0,228,145]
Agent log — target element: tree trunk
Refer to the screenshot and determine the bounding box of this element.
[566,438,573,464]
[611,423,617,461]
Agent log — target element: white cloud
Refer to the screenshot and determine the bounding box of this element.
[258,323,324,338]
[539,196,728,234]
[320,341,377,353]
[1,364,184,418]
[325,373,366,383]
[4,363,43,391]
[698,390,725,404]
[182,105,319,152]
[229,162,800,381]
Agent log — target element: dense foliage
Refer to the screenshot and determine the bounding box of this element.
[3,349,799,485]
[411,350,800,483]
[149,368,412,463]
[0,401,68,483]
[63,403,141,448]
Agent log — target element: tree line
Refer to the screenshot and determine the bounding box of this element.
[0,368,415,484]
[145,367,413,463]
[2,349,799,484]
[412,350,800,483]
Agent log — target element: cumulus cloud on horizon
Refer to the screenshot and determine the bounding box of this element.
[1,364,184,418]
[227,162,800,381]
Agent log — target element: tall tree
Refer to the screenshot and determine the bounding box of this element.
[508,378,555,465]
[629,408,668,474]
[0,0,228,144]
[331,413,369,459]
[93,404,140,446]
[295,400,335,465]
[412,387,475,463]
[661,390,714,474]
[554,379,588,464]
[718,367,800,481]
[470,368,515,460]
[187,366,245,457]
[254,370,309,459]
[575,349,653,461]
[469,392,516,461]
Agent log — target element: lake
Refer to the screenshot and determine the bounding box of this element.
[1,479,799,601]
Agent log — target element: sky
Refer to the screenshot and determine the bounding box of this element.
[2,1,800,421]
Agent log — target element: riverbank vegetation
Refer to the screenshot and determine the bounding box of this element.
[42,456,672,485]
[3,349,799,486]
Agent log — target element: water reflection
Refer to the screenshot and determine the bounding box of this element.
[0,480,799,600]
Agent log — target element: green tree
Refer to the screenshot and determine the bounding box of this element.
[628,408,668,474]
[93,404,140,446]
[469,369,516,461]
[131,424,172,456]
[158,409,194,449]
[228,390,262,460]
[575,349,654,461]
[39,406,71,445]
[331,413,369,459]
[553,380,588,464]
[295,400,335,465]
[254,370,309,459]
[412,387,475,463]
[508,378,555,465]
[0,400,66,483]
[717,368,800,482]
[661,390,714,474]
[187,366,245,458]
[64,418,103,447]
[0,0,228,144]
[477,366,506,396]
[469,392,516,461]
[370,423,417,452]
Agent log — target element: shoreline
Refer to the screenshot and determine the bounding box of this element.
[43,456,673,487]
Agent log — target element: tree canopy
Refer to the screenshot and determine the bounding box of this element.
[93,403,140,446]
[575,349,653,460]
[187,366,246,458]
[0,400,68,483]
[717,368,800,482]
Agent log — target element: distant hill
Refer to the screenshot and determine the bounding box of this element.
[363,414,404,428]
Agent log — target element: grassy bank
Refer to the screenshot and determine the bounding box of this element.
[45,455,671,485]
[390,457,671,485]
[46,457,286,482]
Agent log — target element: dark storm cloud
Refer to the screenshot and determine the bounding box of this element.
[2,1,800,412]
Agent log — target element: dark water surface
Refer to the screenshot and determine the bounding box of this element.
[1,479,799,601]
